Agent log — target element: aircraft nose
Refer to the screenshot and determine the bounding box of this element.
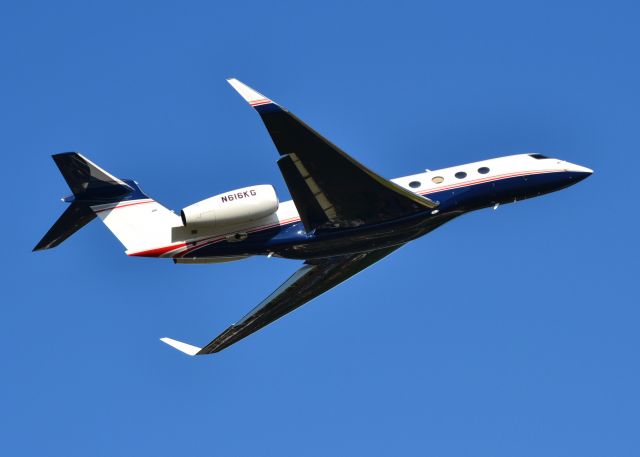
[569,163,593,174]
[564,162,593,184]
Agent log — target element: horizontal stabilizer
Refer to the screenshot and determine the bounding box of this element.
[33,201,96,251]
[53,152,133,201]
[160,337,202,356]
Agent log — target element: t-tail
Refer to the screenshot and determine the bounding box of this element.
[34,152,182,255]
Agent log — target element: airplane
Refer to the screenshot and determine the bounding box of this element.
[34,78,593,356]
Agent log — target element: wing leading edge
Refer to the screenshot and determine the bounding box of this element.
[161,244,403,355]
[227,78,437,232]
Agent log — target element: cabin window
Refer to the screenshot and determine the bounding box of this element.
[455,171,467,179]
[409,181,421,188]
[529,153,550,160]
[432,176,444,184]
[478,167,490,174]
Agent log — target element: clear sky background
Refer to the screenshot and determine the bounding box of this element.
[2,1,638,456]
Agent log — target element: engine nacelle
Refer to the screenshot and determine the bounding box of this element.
[181,184,279,229]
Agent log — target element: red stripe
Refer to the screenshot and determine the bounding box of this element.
[94,200,154,213]
[128,243,187,257]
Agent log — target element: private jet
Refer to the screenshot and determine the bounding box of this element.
[34,79,593,355]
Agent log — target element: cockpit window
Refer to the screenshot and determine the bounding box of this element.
[529,154,550,160]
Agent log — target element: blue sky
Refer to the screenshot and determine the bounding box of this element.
[2,1,639,455]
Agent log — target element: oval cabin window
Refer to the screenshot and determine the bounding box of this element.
[455,171,467,179]
[409,181,421,188]
[432,176,444,184]
[478,167,490,174]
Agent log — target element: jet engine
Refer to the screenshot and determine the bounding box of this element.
[181,185,279,229]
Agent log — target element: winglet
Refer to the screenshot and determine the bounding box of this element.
[227,78,275,108]
[160,337,202,356]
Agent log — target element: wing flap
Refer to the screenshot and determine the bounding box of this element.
[277,154,331,231]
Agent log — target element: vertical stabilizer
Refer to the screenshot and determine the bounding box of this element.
[91,180,182,255]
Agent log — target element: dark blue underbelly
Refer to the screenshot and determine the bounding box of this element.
[182,171,586,260]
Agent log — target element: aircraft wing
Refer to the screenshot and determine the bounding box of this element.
[161,244,403,355]
[227,78,437,232]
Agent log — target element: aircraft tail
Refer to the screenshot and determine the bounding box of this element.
[34,152,182,255]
